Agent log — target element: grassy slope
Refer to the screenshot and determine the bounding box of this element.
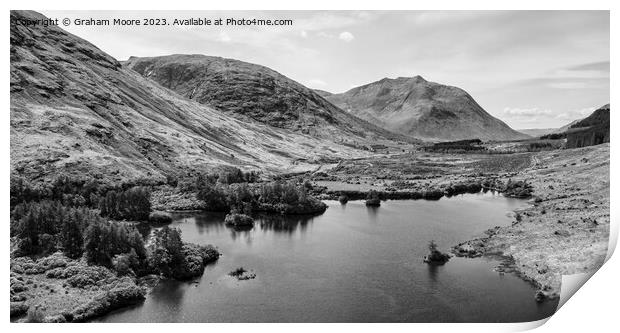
[10,10,376,184]
[456,144,609,298]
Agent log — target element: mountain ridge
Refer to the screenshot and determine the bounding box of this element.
[123,54,410,143]
[10,10,376,183]
[323,76,530,142]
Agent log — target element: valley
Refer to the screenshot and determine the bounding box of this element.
[9,10,610,323]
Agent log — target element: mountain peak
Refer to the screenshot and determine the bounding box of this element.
[407,75,427,83]
[323,77,528,142]
[124,55,407,142]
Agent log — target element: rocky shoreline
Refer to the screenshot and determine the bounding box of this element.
[10,244,220,322]
[453,145,609,301]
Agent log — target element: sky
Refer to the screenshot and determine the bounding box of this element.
[43,10,610,129]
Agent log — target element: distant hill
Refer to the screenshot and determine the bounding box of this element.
[565,104,610,148]
[555,118,582,134]
[517,128,557,137]
[124,55,407,143]
[322,76,530,142]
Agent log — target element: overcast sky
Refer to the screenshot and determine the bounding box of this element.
[43,10,609,129]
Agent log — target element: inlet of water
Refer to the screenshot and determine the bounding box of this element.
[97,192,558,322]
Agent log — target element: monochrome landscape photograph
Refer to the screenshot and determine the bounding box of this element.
[9,10,610,323]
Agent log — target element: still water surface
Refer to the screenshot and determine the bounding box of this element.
[98,192,558,322]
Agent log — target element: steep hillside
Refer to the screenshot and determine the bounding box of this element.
[566,104,610,148]
[124,55,408,143]
[555,118,582,134]
[324,76,530,142]
[10,10,374,183]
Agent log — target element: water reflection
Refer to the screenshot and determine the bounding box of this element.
[229,227,253,244]
[98,195,558,323]
[168,211,319,237]
[256,214,315,234]
[426,262,440,284]
[366,205,379,221]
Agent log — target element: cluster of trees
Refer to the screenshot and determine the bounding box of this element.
[423,139,486,153]
[178,167,259,192]
[98,187,151,221]
[10,175,153,270]
[10,174,222,282]
[10,175,107,208]
[195,179,324,214]
[540,133,566,140]
[84,220,146,268]
[11,201,100,258]
[11,175,152,221]
[10,199,147,270]
[526,141,556,152]
[146,227,184,277]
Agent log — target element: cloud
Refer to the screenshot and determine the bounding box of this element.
[555,107,596,120]
[503,107,553,116]
[338,31,355,42]
[503,106,596,126]
[216,31,231,43]
[547,82,588,89]
[566,61,610,72]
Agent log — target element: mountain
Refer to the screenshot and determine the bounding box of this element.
[10,10,375,183]
[323,76,530,142]
[123,55,407,143]
[565,104,610,148]
[554,118,582,134]
[314,89,334,98]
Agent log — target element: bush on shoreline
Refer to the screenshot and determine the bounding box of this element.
[224,213,254,228]
[146,226,220,280]
[195,179,327,215]
[365,190,381,206]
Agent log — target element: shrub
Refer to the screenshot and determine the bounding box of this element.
[224,213,254,228]
[173,243,220,280]
[196,184,229,211]
[71,279,145,322]
[424,240,450,264]
[66,265,114,288]
[365,190,381,206]
[503,179,534,198]
[112,250,140,276]
[26,305,46,323]
[10,302,29,317]
[148,211,173,224]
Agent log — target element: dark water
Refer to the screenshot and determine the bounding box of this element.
[97,192,558,322]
